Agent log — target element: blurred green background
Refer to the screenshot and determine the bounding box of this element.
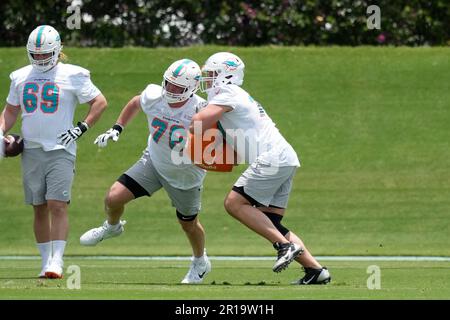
[0,46,449,257]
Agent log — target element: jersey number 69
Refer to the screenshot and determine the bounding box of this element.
[23,82,60,114]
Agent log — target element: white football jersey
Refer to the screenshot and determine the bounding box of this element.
[207,85,300,167]
[139,84,207,190]
[6,63,101,156]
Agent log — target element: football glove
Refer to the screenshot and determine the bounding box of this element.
[57,121,89,147]
[94,124,123,148]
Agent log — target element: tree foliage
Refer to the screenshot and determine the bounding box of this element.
[0,0,448,47]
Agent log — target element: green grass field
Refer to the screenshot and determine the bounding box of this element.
[0,46,449,299]
[0,259,449,299]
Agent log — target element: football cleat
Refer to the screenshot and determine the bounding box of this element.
[181,252,211,284]
[291,267,331,285]
[272,242,303,273]
[38,260,51,278]
[44,259,64,279]
[80,220,126,246]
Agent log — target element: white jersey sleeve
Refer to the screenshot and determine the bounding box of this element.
[6,72,20,106]
[207,85,300,167]
[70,67,101,104]
[207,86,239,110]
[140,84,163,112]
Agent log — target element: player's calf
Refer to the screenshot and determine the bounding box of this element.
[262,211,290,236]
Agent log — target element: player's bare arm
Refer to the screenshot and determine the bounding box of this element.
[190,103,232,134]
[115,95,142,127]
[84,93,108,127]
[0,103,21,136]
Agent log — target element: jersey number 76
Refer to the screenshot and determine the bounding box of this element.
[151,117,186,150]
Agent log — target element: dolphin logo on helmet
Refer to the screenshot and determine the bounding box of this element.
[223,60,241,71]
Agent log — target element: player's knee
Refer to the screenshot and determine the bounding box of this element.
[47,202,67,217]
[104,190,122,209]
[224,196,237,216]
[104,193,114,208]
[224,197,232,213]
[33,204,48,217]
[263,211,290,236]
[176,210,198,233]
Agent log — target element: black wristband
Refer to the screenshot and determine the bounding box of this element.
[112,124,124,134]
[77,121,89,133]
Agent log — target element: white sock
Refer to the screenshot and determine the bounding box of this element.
[193,252,207,262]
[37,242,52,269]
[107,221,121,230]
[52,240,66,264]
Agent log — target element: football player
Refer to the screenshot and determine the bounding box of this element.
[0,25,107,278]
[80,59,211,284]
[190,52,331,285]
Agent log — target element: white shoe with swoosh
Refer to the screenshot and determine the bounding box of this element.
[80,220,126,246]
[291,267,331,285]
[181,251,211,284]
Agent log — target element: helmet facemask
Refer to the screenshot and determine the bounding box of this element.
[27,50,59,72]
[162,78,192,104]
[200,70,218,92]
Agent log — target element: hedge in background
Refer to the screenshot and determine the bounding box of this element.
[0,0,448,47]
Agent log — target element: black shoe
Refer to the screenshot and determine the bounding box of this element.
[292,267,331,285]
[272,242,304,273]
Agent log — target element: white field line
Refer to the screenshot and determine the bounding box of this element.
[0,256,449,262]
